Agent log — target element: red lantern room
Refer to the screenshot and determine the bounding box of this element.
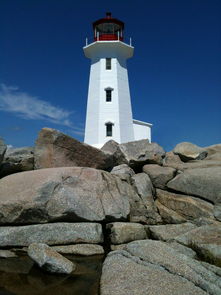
[93,12,124,41]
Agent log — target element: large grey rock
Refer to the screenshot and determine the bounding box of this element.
[163,144,221,170]
[192,217,221,227]
[146,223,196,241]
[100,249,209,295]
[156,189,214,223]
[51,244,104,256]
[106,222,147,244]
[110,164,135,182]
[196,243,221,267]
[0,138,6,165]
[162,151,183,167]
[0,222,103,247]
[110,244,128,251]
[166,241,197,258]
[34,128,114,170]
[143,164,176,189]
[0,167,131,224]
[204,144,221,161]
[162,160,221,171]
[155,199,187,223]
[0,147,34,177]
[0,250,17,258]
[132,172,154,201]
[28,243,75,274]
[173,142,207,161]
[175,224,221,267]
[101,140,120,155]
[200,261,221,277]
[103,139,165,168]
[214,204,221,221]
[130,173,162,224]
[167,167,221,204]
[125,240,221,295]
[119,140,165,168]
[101,140,126,166]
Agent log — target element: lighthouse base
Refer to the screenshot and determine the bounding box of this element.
[86,119,152,149]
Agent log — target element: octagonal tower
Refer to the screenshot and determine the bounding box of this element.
[84,12,152,148]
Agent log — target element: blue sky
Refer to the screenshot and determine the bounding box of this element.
[0,0,220,151]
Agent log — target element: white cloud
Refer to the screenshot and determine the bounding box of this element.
[0,84,84,135]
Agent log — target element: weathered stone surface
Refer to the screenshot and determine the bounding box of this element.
[204,144,221,161]
[132,172,154,200]
[214,204,221,222]
[118,140,165,168]
[51,244,104,256]
[143,164,176,189]
[111,164,135,176]
[192,217,221,226]
[167,241,197,258]
[101,140,126,166]
[162,160,221,171]
[100,249,209,295]
[200,261,221,277]
[110,244,127,251]
[101,140,119,154]
[34,128,114,170]
[175,224,221,267]
[125,240,221,295]
[106,222,147,245]
[163,144,221,170]
[167,167,221,204]
[0,138,7,165]
[0,147,34,177]
[130,173,162,224]
[28,243,75,274]
[102,139,165,168]
[162,151,183,167]
[173,142,207,161]
[156,189,214,223]
[197,244,221,267]
[110,164,135,182]
[156,199,187,223]
[0,250,17,258]
[0,223,103,247]
[146,223,196,241]
[0,167,131,224]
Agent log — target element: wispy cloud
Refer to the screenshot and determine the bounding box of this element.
[0,84,84,135]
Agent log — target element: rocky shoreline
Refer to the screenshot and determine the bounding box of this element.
[0,128,221,294]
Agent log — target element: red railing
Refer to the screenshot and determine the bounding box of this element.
[94,33,123,41]
[85,36,132,47]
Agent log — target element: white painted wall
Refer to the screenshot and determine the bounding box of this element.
[117,58,134,143]
[133,119,152,142]
[84,41,135,148]
[84,59,100,146]
[83,41,152,148]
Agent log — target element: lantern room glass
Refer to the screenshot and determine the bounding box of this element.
[94,23,123,41]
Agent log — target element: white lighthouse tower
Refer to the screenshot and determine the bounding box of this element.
[84,12,152,148]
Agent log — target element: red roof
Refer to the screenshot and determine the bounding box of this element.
[93,12,124,29]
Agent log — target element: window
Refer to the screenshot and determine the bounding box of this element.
[105,89,112,102]
[106,58,111,70]
[106,122,113,137]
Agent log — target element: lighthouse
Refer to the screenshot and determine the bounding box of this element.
[84,12,152,148]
